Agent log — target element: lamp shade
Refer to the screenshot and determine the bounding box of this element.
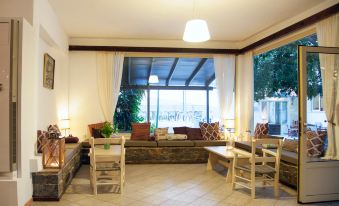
[183,19,210,42]
[149,75,159,84]
[60,119,70,130]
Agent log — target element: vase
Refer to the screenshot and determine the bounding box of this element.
[104,143,110,150]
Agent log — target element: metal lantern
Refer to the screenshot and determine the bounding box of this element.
[42,137,65,169]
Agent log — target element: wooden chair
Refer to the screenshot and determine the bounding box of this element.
[232,138,282,198]
[89,136,125,195]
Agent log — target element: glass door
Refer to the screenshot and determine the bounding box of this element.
[298,46,339,203]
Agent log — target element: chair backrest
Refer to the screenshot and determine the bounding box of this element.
[250,138,282,166]
[89,136,125,165]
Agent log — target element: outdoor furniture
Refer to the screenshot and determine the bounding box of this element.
[232,139,282,198]
[89,137,125,195]
[204,146,247,183]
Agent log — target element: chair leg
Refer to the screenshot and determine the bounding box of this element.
[251,172,256,199]
[93,171,98,195]
[274,174,280,198]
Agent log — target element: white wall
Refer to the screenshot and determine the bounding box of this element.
[0,0,69,205]
[69,51,104,141]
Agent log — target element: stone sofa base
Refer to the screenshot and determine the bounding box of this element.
[32,143,81,201]
[126,147,209,164]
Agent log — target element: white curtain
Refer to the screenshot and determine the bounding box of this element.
[96,52,124,122]
[214,55,235,122]
[316,14,339,160]
[235,51,254,140]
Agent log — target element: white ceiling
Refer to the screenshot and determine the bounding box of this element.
[49,0,325,42]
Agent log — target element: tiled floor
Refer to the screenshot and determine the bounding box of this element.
[33,164,339,206]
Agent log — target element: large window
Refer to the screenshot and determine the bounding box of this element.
[253,34,325,138]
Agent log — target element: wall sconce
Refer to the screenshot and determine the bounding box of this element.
[42,137,65,169]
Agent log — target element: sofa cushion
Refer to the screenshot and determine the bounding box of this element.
[154,128,168,140]
[193,140,227,147]
[166,134,187,140]
[254,123,269,138]
[125,140,157,147]
[131,122,150,140]
[306,130,326,158]
[186,128,203,140]
[199,122,220,140]
[92,128,104,138]
[283,139,298,153]
[157,140,194,147]
[173,127,188,135]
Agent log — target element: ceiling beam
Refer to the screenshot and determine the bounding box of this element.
[185,58,207,86]
[147,58,154,85]
[205,73,215,87]
[166,58,179,86]
[121,85,214,91]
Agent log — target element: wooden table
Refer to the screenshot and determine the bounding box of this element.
[204,146,248,183]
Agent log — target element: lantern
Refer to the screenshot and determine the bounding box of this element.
[42,137,65,169]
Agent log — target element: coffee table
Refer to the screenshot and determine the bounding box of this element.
[204,146,248,183]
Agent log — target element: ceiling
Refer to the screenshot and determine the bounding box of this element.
[49,0,325,41]
[121,57,215,88]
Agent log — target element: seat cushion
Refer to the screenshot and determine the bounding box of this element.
[281,150,298,165]
[157,140,194,147]
[193,140,227,147]
[131,122,150,140]
[124,140,157,147]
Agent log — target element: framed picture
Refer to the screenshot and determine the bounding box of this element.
[43,53,55,89]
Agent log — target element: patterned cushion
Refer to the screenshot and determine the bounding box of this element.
[306,130,326,157]
[173,127,188,135]
[283,139,298,153]
[199,122,220,140]
[37,130,48,153]
[154,128,168,140]
[254,123,269,138]
[131,123,150,140]
[47,124,61,138]
[186,128,203,140]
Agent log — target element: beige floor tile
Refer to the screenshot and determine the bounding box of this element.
[75,197,116,206]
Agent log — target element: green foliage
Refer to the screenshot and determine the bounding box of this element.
[254,34,322,101]
[114,89,145,131]
[101,122,114,138]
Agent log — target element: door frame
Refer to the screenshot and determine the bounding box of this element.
[298,45,339,203]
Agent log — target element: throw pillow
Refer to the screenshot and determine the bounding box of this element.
[199,122,220,141]
[65,136,79,143]
[37,130,48,153]
[173,127,188,135]
[306,130,326,158]
[166,134,187,140]
[254,123,269,138]
[154,128,169,140]
[186,128,203,140]
[92,128,104,138]
[283,139,298,153]
[131,122,150,140]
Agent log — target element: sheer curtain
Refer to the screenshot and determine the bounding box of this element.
[96,52,124,122]
[214,55,235,122]
[235,51,254,140]
[316,14,339,160]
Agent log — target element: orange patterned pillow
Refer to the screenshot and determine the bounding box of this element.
[199,122,220,140]
[306,130,326,158]
[254,123,269,138]
[131,123,150,140]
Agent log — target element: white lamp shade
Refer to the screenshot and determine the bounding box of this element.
[149,75,159,84]
[183,19,210,42]
[60,119,70,130]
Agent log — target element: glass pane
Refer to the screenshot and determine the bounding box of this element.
[305,52,339,161]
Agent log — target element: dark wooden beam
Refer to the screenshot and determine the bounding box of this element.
[69,45,239,54]
[205,73,215,87]
[166,58,179,86]
[185,58,207,86]
[120,85,213,90]
[240,3,339,53]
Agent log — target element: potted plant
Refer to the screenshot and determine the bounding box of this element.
[101,122,114,149]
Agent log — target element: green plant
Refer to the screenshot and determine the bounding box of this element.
[114,89,145,131]
[101,122,114,138]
